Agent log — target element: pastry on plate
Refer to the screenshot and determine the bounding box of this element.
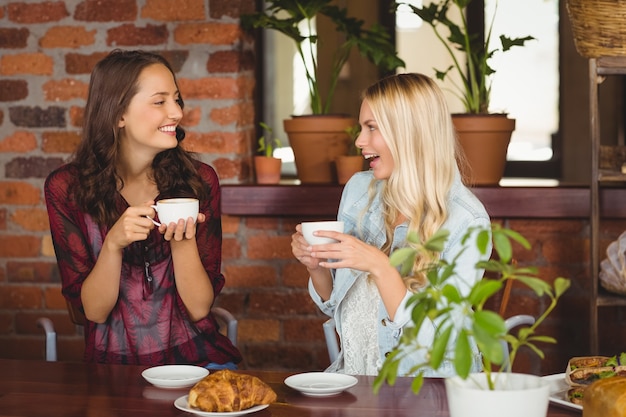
[188,369,277,412]
[583,376,626,417]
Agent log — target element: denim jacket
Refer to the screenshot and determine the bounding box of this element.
[308,169,491,376]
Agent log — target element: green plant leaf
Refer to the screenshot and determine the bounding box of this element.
[410,373,425,394]
[389,247,417,276]
[467,280,502,306]
[454,329,472,378]
[430,325,453,369]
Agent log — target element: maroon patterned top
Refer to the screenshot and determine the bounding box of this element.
[44,161,242,366]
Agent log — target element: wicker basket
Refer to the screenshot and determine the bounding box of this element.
[566,0,626,58]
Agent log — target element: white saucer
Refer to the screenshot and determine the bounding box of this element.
[284,372,358,397]
[174,395,270,416]
[142,365,209,389]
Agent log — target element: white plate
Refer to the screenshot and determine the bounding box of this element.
[142,365,209,389]
[284,372,358,397]
[542,373,582,411]
[174,395,269,416]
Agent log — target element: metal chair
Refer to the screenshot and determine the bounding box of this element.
[37,301,238,362]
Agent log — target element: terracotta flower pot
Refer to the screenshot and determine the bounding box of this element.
[254,156,282,184]
[335,155,365,185]
[284,115,355,184]
[452,114,515,186]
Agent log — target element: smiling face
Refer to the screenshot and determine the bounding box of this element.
[355,99,394,180]
[118,63,182,158]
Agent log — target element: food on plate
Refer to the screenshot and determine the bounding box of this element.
[582,375,626,417]
[566,353,626,387]
[188,369,277,412]
[567,386,585,405]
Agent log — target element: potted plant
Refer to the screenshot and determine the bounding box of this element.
[374,223,571,417]
[254,122,283,184]
[335,124,365,185]
[397,0,534,185]
[242,0,404,184]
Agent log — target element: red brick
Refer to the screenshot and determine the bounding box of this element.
[209,0,255,19]
[246,218,280,231]
[0,53,53,76]
[0,27,29,48]
[43,78,89,101]
[0,235,41,257]
[182,131,245,154]
[542,235,588,264]
[221,237,241,260]
[210,102,254,126]
[284,318,326,342]
[283,262,309,287]
[0,286,42,309]
[0,312,11,333]
[221,216,240,234]
[16,311,73,335]
[223,265,277,287]
[178,77,240,99]
[42,131,82,153]
[40,26,96,48]
[64,52,109,75]
[247,235,293,260]
[43,286,64,309]
[141,0,205,21]
[180,106,201,128]
[0,209,6,230]
[508,219,584,234]
[74,0,137,22]
[0,181,41,204]
[11,208,50,232]
[207,50,255,73]
[238,319,279,342]
[0,79,28,101]
[174,23,240,45]
[211,157,247,181]
[106,23,168,46]
[8,1,69,23]
[69,106,84,127]
[0,131,36,152]
[248,292,316,316]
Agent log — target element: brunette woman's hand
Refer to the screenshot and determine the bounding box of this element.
[105,201,156,251]
[160,212,206,242]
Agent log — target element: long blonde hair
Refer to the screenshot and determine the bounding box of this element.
[363,73,459,290]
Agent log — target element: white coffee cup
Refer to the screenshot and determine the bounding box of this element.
[301,221,344,245]
[149,198,199,227]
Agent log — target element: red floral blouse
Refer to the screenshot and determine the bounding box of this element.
[44,161,242,366]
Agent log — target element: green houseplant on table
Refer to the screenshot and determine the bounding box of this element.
[374,223,570,417]
[397,0,534,186]
[335,124,365,185]
[254,122,283,184]
[242,0,404,184]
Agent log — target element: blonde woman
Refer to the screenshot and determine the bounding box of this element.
[291,73,491,376]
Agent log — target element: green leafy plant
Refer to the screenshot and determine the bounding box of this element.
[374,223,570,394]
[242,0,405,115]
[257,122,282,158]
[397,0,534,114]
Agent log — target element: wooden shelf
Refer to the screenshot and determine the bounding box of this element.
[596,289,626,307]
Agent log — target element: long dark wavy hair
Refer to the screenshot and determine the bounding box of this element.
[71,49,208,227]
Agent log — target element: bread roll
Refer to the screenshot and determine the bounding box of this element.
[583,376,626,417]
[188,369,277,412]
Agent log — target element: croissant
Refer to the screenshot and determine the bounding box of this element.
[188,369,277,412]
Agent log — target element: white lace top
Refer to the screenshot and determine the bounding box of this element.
[340,273,381,375]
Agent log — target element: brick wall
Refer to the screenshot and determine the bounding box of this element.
[0,0,623,377]
[0,0,257,361]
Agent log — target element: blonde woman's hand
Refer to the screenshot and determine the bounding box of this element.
[291,224,323,270]
[308,230,390,277]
